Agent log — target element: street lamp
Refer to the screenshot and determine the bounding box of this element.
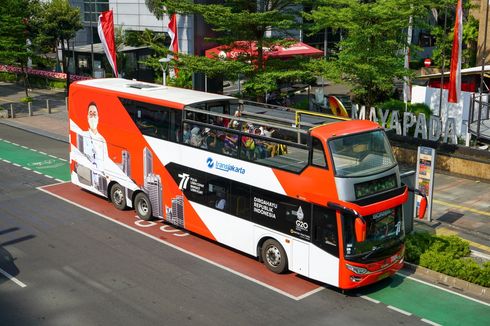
[159,57,171,86]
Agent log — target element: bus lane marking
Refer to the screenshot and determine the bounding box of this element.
[37,182,323,301]
[0,267,27,288]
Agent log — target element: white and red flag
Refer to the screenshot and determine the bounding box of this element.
[167,13,179,78]
[448,0,463,103]
[98,10,118,78]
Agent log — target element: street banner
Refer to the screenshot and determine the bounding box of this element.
[98,10,118,78]
[414,146,436,222]
[448,0,463,103]
[167,13,179,78]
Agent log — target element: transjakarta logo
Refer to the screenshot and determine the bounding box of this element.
[206,157,245,174]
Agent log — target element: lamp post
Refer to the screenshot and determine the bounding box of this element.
[159,57,171,86]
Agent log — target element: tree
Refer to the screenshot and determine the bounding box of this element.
[306,0,433,107]
[145,0,315,100]
[0,0,39,97]
[32,0,82,94]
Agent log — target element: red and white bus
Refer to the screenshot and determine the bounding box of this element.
[69,78,422,289]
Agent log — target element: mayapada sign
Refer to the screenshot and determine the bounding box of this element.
[351,105,458,144]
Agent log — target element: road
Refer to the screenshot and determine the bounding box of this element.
[0,124,488,325]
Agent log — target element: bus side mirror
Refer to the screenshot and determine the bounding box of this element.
[418,196,427,220]
[355,217,366,242]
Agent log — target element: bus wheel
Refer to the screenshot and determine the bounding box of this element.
[110,184,126,210]
[134,192,153,221]
[261,239,288,274]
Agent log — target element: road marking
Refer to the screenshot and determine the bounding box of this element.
[421,318,442,326]
[435,227,490,253]
[12,163,21,167]
[22,166,31,171]
[37,184,322,301]
[33,170,42,175]
[21,145,28,149]
[396,271,490,307]
[358,295,380,304]
[2,159,11,163]
[38,151,47,155]
[0,267,26,288]
[30,148,38,152]
[55,178,63,183]
[387,305,412,316]
[433,198,490,217]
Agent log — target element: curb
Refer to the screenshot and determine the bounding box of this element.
[0,118,68,143]
[403,262,490,303]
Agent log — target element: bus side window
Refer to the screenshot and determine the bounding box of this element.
[311,137,327,168]
[229,182,251,220]
[206,177,230,214]
[312,205,338,257]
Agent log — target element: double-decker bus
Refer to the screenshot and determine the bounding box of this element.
[69,78,425,289]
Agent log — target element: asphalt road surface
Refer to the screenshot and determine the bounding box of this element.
[1,124,488,325]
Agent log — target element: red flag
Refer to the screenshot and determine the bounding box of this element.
[98,10,118,78]
[167,14,179,78]
[448,0,463,103]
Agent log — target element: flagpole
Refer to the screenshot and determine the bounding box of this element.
[438,8,448,117]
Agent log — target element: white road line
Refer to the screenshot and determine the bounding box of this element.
[396,271,490,307]
[3,140,11,143]
[33,170,42,175]
[421,318,442,326]
[358,295,380,304]
[38,151,47,155]
[2,159,11,163]
[37,185,323,301]
[11,142,19,146]
[12,163,21,167]
[387,305,412,316]
[0,267,27,288]
[55,179,64,183]
[44,175,54,179]
[22,167,31,171]
[30,148,38,152]
[21,145,28,149]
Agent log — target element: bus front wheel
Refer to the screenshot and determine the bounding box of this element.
[261,239,288,274]
[135,192,153,221]
[110,183,127,210]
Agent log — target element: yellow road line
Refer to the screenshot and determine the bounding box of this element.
[433,199,490,217]
[436,227,490,253]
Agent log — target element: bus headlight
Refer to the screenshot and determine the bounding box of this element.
[346,263,368,275]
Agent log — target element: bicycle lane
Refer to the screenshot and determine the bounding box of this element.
[357,273,490,326]
[0,138,69,181]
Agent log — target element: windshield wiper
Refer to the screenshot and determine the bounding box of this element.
[361,245,385,260]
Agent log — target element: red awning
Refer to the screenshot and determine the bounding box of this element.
[205,41,323,60]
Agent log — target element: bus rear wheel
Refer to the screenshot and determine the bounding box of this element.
[110,183,127,210]
[135,192,153,221]
[261,239,288,274]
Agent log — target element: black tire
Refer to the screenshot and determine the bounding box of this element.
[261,239,288,274]
[134,192,153,221]
[110,183,127,210]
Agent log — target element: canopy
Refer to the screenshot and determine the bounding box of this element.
[205,41,323,60]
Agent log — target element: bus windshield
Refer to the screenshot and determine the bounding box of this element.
[343,207,403,258]
[329,130,396,177]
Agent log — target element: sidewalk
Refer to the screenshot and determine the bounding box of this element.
[1,82,489,253]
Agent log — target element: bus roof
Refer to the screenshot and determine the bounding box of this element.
[311,119,381,140]
[73,78,235,106]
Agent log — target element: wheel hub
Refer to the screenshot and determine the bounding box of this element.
[265,246,281,267]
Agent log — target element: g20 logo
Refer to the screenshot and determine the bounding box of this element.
[296,220,308,231]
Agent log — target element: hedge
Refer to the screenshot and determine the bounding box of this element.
[405,232,490,287]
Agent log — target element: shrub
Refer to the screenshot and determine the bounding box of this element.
[405,232,489,287]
